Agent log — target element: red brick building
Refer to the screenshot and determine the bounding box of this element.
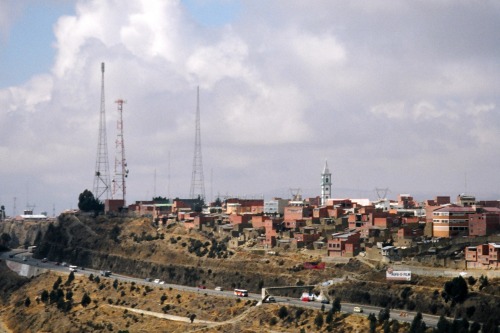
[327,231,361,257]
[465,243,500,269]
[469,208,500,236]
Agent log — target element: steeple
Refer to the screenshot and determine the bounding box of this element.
[321,160,332,206]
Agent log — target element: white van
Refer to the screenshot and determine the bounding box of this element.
[69,265,77,272]
[353,306,363,313]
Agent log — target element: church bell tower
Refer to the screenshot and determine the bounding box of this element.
[321,160,332,206]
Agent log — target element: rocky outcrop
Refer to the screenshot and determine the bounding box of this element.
[0,219,52,248]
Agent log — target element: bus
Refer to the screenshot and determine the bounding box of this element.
[234,289,248,297]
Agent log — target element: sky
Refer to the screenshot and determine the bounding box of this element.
[0,0,500,216]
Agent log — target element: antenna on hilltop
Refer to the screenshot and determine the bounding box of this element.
[189,86,206,201]
[290,188,302,201]
[375,187,390,200]
[93,62,111,200]
[112,98,129,204]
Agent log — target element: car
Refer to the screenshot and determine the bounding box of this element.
[154,279,160,284]
[214,286,223,291]
[198,285,206,289]
[62,262,68,267]
[22,257,27,261]
[55,262,60,266]
[100,270,112,277]
[145,278,152,282]
[41,258,48,263]
[159,281,165,285]
[353,306,363,313]
[321,299,330,304]
[265,296,276,303]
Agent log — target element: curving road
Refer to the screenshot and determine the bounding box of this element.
[0,249,441,327]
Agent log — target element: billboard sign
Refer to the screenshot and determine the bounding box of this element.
[386,268,411,281]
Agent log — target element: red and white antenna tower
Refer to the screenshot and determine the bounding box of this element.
[112,99,129,204]
[93,62,111,200]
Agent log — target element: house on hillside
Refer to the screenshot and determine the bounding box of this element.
[465,243,500,269]
[327,230,361,257]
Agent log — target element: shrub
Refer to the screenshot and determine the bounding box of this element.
[81,293,91,307]
[314,313,324,329]
[278,306,288,319]
[24,297,31,307]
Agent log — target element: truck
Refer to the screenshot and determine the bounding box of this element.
[300,292,317,302]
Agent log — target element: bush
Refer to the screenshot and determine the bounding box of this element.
[24,297,31,307]
[278,306,288,319]
[269,317,278,326]
[81,293,91,307]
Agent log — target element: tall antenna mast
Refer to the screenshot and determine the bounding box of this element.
[93,62,111,200]
[168,151,171,199]
[112,99,128,204]
[189,86,206,201]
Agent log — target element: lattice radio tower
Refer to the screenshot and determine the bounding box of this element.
[93,62,111,200]
[189,86,206,201]
[112,99,129,203]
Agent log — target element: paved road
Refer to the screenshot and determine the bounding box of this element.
[0,249,441,327]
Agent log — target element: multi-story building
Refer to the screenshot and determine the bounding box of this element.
[465,243,500,269]
[469,208,500,236]
[327,230,361,257]
[431,205,474,237]
[264,198,289,216]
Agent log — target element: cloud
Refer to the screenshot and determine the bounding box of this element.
[1,0,500,212]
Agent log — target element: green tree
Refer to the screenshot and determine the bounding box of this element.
[189,314,196,323]
[81,293,91,307]
[66,271,75,285]
[78,189,104,213]
[278,306,288,319]
[40,290,49,303]
[443,276,468,303]
[326,309,334,325]
[66,290,73,301]
[378,307,390,323]
[332,297,342,313]
[436,315,450,333]
[368,313,377,333]
[53,276,62,290]
[314,313,324,329]
[391,320,400,333]
[409,312,426,333]
[24,296,31,307]
[478,275,489,290]
[383,319,390,333]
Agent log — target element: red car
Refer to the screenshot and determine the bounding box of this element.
[198,285,206,289]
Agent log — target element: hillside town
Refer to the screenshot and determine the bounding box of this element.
[3,161,500,274]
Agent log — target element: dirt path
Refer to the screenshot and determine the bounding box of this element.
[110,303,260,332]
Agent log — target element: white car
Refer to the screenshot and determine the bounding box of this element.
[159,281,165,285]
[353,306,363,313]
[154,279,160,284]
[215,286,223,291]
